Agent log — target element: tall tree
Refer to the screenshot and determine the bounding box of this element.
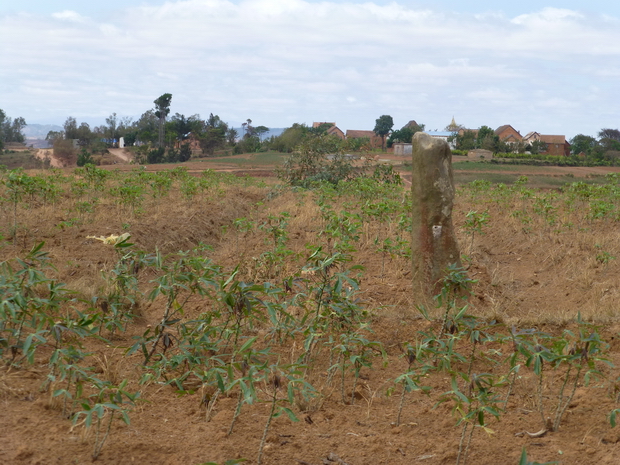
[199,113,228,156]
[598,128,620,141]
[226,127,239,146]
[254,125,270,141]
[76,122,94,147]
[374,115,394,151]
[242,118,254,137]
[154,93,172,147]
[105,112,118,142]
[63,117,79,140]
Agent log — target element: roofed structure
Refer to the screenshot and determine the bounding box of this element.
[346,129,382,148]
[404,120,421,129]
[445,117,462,133]
[524,132,570,156]
[495,125,522,143]
[312,122,345,139]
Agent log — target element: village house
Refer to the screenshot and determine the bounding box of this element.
[345,129,383,148]
[495,124,523,144]
[523,132,571,156]
[404,120,422,130]
[312,122,345,139]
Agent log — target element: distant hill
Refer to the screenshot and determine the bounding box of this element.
[233,127,286,140]
[264,128,285,138]
[23,123,63,140]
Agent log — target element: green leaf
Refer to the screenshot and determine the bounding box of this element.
[237,337,257,354]
[223,266,239,288]
[280,406,299,422]
[216,372,226,394]
[53,389,71,399]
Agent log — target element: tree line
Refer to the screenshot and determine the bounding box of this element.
[6,98,619,167]
[44,94,261,166]
[570,129,620,161]
[0,109,27,150]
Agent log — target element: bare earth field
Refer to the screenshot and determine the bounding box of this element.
[2,159,620,465]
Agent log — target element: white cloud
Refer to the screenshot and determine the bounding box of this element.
[0,0,618,137]
[51,10,87,22]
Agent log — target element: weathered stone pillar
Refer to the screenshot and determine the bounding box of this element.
[411,132,462,295]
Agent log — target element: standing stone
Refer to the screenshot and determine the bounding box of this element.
[411,132,462,295]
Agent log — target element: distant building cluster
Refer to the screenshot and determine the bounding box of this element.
[319,117,571,157]
[474,124,571,157]
[312,122,383,149]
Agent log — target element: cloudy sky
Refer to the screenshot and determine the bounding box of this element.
[1,0,618,138]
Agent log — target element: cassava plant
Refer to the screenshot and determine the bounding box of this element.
[256,364,314,465]
[391,343,432,426]
[520,316,609,432]
[72,378,140,460]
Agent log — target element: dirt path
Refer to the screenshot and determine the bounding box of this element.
[107,148,132,163]
[34,148,63,168]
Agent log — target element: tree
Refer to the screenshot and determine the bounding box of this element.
[154,93,172,147]
[255,126,270,141]
[455,130,476,151]
[242,118,254,137]
[476,125,499,152]
[169,113,200,143]
[0,109,27,146]
[5,117,26,144]
[53,138,77,166]
[105,112,118,143]
[270,123,310,153]
[598,128,620,141]
[178,143,192,162]
[63,117,79,140]
[278,133,347,185]
[597,128,620,160]
[374,115,394,151]
[226,127,239,146]
[309,123,334,135]
[198,113,228,156]
[135,110,159,145]
[76,122,94,147]
[199,127,226,156]
[77,148,95,166]
[46,130,64,143]
[117,116,133,137]
[387,122,424,148]
[569,134,598,156]
[601,138,620,152]
[529,139,548,155]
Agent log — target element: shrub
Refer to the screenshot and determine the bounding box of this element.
[77,149,95,167]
